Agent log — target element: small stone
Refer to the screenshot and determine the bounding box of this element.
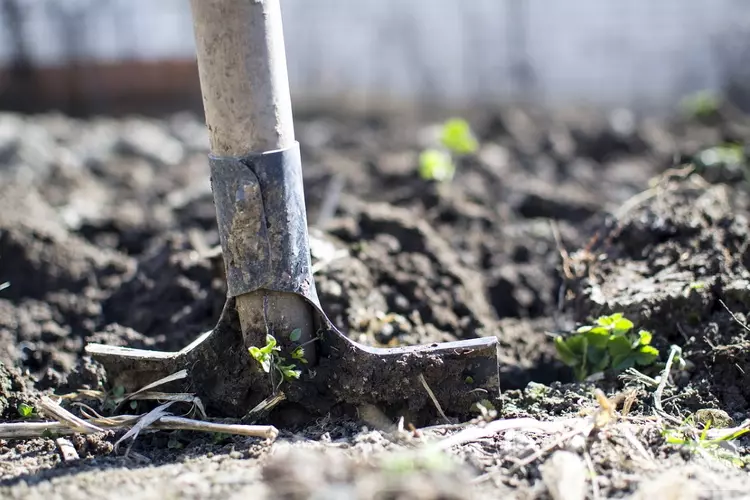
[694,408,734,428]
[566,434,587,453]
[540,450,587,500]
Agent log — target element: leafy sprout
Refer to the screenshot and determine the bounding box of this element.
[419,118,479,182]
[663,418,750,467]
[440,118,479,155]
[419,149,455,182]
[695,143,745,170]
[291,346,308,364]
[554,313,660,381]
[680,90,721,119]
[17,402,34,418]
[692,143,748,183]
[248,333,304,390]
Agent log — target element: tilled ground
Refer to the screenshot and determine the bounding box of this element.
[1,105,750,498]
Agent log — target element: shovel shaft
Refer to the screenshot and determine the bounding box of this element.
[190,0,294,154]
[189,0,315,353]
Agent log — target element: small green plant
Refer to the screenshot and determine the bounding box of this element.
[17,402,35,418]
[291,346,307,364]
[419,118,478,182]
[419,149,455,182]
[663,419,750,467]
[688,281,706,291]
[554,313,660,381]
[680,90,721,119]
[696,143,745,169]
[440,118,479,154]
[692,143,748,184]
[249,334,303,390]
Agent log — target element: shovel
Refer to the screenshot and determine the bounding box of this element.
[85,0,499,424]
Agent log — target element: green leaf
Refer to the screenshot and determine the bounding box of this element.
[419,149,455,182]
[634,345,659,366]
[612,317,634,334]
[555,337,580,367]
[440,118,478,155]
[249,345,273,373]
[595,313,622,327]
[289,328,302,342]
[584,327,611,348]
[586,346,609,367]
[17,403,34,418]
[611,353,636,371]
[565,335,588,356]
[607,335,633,357]
[638,330,653,346]
[587,347,610,372]
[279,365,301,381]
[112,385,126,399]
[291,346,308,364]
[259,335,278,355]
[260,356,272,373]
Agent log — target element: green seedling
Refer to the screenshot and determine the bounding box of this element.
[695,143,745,170]
[291,346,308,364]
[248,334,303,391]
[419,118,479,182]
[17,402,35,418]
[440,118,479,155]
[555,313,660,381]
[419,149,455,182]
[680,90,721,119]
[663,418,750,468]
[693,143,749,184]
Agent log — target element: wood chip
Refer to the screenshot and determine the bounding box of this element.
[55,438,80,462]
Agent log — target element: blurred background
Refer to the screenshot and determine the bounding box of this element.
[1,0,750,116]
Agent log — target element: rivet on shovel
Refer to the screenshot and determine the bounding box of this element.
[85,0,500,423]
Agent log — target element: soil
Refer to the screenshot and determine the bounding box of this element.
[2,104,750,498]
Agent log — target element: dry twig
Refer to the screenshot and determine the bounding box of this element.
[719,299,750,333]
[39,396,103,434]
[653,345,683,425]
[418,374,452,424]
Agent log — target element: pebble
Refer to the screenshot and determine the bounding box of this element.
[540,450,587,500]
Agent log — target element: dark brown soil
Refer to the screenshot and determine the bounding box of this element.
[2,105,750,498]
